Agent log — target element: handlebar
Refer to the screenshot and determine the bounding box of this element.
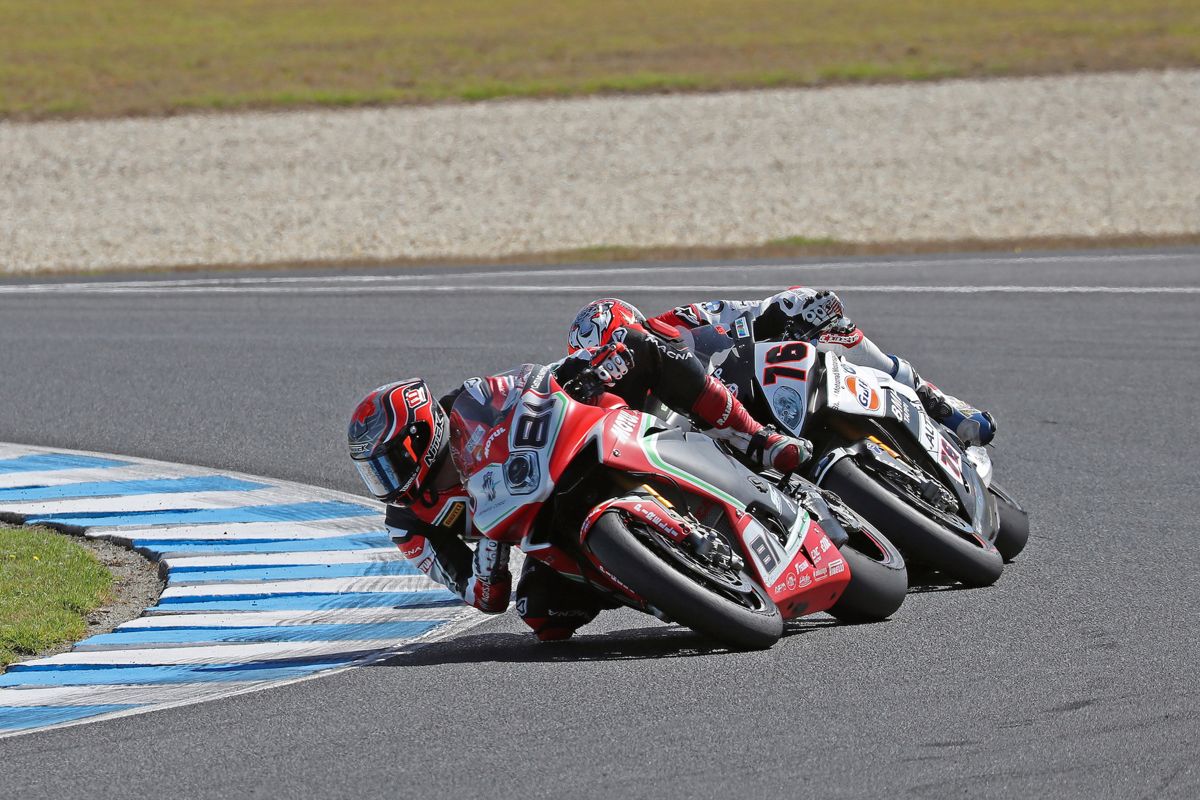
[562,366,604,401]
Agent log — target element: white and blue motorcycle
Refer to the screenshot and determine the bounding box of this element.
[666,315,1028,588]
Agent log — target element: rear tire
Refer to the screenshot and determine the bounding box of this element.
[828,523,908,624]
[822,458,1003,588]
[989,481,1029,562]
[587,511,783,650]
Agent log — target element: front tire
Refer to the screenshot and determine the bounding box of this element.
[989,481,1029,562]
[828,522,908,624]
[822,458,1003,588]
[587,511,783,650]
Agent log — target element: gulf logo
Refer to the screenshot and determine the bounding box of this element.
[845,376,881,411]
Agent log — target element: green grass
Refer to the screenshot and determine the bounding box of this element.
[1,1,1198,119]
[0,526,113,668]
[766,235,842,248]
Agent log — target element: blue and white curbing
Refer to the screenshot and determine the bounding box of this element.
[0,443,485,738]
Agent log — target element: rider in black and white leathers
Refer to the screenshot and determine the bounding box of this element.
[650,288,997,446]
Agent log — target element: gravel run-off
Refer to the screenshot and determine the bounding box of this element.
[2,70,1198,274]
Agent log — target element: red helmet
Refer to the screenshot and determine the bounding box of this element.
[348,378,449,503]
[567,298,646,354]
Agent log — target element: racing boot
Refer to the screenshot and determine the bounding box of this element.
[890,357,997,446]
[691,374,813,472]
[516,560,613,641]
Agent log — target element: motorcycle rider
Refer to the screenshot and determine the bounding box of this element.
[569,290,996,446]
[348,328,812,642]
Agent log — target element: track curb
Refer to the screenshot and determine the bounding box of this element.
[0,442,486,738]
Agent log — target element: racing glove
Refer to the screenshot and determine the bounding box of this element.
[465,571,512,614]
[589,341,632,387]
[798,290,845,332]
[464,539,512,613]
[559,342,633,399]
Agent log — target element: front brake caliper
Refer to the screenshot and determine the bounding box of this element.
[920,479,957,512]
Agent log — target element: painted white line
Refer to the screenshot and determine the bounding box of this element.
[0,465,149,490]
[162,548,403,570]
[0,488,288,517]
[94,517,383,541]
[158,575,438,600]
[21,639,420,667]
[0,605,486,738]
[0,683,269,708]
[116,607,458,630]
[2,282,1196,296]
[0,251,1195,295]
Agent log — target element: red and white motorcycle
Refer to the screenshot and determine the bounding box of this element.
[450,363,907,650]
[668,316,1029,588]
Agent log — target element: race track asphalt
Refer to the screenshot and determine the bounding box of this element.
[0,250,1198,799]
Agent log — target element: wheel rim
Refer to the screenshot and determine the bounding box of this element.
[624,517,772,614]
[858,460,988,546]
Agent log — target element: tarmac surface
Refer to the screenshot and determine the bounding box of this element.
[0,249,1198,798]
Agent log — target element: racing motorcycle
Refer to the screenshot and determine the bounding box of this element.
[666,315,1029,588]
[451,363,908,650]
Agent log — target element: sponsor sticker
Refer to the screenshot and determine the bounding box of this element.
[612,411,639,440]
[828,558,845,575]
[440,502,464,529]
[734,318,751,339]
[482,426,507,458]
[403,385,429,409]
[939,438,964,482]
[846,376,881,411]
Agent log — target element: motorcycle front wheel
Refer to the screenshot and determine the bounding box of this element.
[822,458,1003,588]
[828,519,908,624]
[989,481,1029,562]
[587,511,783,650]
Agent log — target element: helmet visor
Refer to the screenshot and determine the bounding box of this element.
[353,448,418,501]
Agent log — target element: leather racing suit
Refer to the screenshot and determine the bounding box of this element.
[653,289,996,446]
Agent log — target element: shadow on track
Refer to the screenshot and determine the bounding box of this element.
[377,617,845,667]
[904,567,983,594]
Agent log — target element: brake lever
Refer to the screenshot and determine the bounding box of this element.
[564,367,603,401]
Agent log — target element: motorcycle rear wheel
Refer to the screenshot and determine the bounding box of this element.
[828,521,908,624]
[587,511,783,650]
[822,458,1003,588]
[989,481,1029,562]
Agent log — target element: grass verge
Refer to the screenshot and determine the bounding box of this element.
[0,525,113,668]
[2,1,1198,119]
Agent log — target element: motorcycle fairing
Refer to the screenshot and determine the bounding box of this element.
[463,368,612,541]
[823,352,974,490]
[597,418,851,617]
[752,340,819,437]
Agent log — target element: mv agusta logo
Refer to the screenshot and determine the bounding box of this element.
[845,376,881,411]
[612,411,638,440]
